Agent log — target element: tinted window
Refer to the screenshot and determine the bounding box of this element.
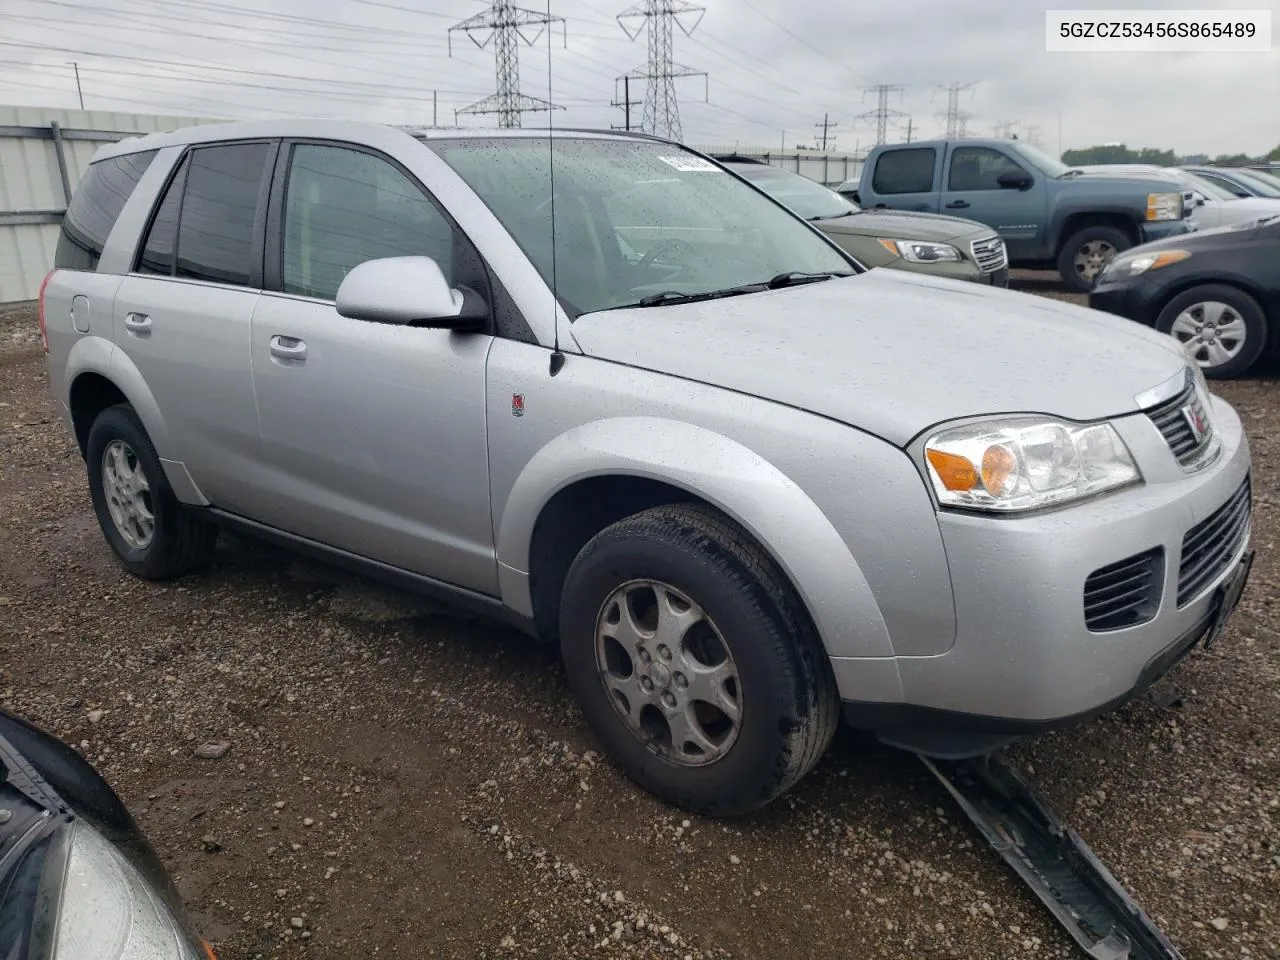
[871,148,936,195]
[135,156,189,276]
[948,146,1028,191]
[282,144,454,301]
[54,150,157,271]
[175,143,270,287]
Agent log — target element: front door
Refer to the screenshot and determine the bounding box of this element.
[248,141,497,594]
[940,144,1048,260]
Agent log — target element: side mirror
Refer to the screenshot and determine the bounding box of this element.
[335,256,486,331]
[997,170,1033,190]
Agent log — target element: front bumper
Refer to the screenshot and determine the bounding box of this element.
[1089,274,1165,326]
[835,391,1252,750]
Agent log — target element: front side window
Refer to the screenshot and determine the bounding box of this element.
[282,144,455,301]
[871,148,936,195]
[55,150,157,271]
[425,137,854,317]
[728,164,860,220]
[948,147,1028,191]
[175,142,271,287]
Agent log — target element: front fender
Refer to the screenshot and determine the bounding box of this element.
[495,417,895,661]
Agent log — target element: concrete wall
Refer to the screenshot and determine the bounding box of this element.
[0,106,215,302]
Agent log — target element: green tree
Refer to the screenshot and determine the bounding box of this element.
[1214,153,1254,166]
[1267,145,1280,161]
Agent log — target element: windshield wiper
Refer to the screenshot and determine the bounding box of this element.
[766,271,843,288]
[632,284,767,307]
[808,211,858,221]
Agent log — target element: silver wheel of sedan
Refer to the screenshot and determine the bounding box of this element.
[101,439,154,549]
[1169,300,1247,370]
[595,579,742,766]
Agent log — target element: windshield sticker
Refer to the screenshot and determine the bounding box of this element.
[658,155,720,172]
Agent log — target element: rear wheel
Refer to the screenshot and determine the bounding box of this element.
[559,504,839,816]
[86,404,218,579]
[1156,284,1267,379]
[1057,225,1132,292]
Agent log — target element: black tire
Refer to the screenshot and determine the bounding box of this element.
[1156,284,1268,380]
[559,503,839,816]
[86,404,217,580]
[1056,225,1133,293]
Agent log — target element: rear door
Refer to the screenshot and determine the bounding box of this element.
[111,140,277,515]
[940,144,1047,259]
[862,146,941,212]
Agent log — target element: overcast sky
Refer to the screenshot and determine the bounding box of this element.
[1,0,1277,157]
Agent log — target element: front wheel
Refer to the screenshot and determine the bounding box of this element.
[1056,225,1132,293]
[559,504,839,816]
[1156,284,1268,379]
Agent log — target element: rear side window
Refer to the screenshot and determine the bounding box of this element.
[175,142,271,287]
[135,156,189,276]
[54,150,157,271]
[871,148,936,195]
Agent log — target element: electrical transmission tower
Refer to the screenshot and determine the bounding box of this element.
[934,81,977,138]
[617,0,707,141]
[448,0,566,128]
[993,119,1021,139]
[856,84,906,145]
[1023,123,1043,147]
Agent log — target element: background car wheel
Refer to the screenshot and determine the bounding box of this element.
[86,404,218,580]
[559,503,839,816]
[1057,225,1132,293]
[1156,284,1268,379]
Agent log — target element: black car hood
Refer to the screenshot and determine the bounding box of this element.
[1138,216,1280,252]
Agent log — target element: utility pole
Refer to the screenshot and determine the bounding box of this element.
[618,0,707,141]
[67,61,84,110]
[814,112,837,151]
[611,74,636,130]
[934,81,977,138]
[855,84,906,145]
[447,0,566,128]
[905,116,912,143]
[433,90,438,127]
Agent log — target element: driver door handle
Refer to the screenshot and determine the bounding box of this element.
[269,335,307,362]
[945,200,971,209]
[123,312,152,335]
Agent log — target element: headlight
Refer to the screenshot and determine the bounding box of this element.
[924,417,1141,512]
[52,820,211,959]
[877,238,962,263]
[1146,192,1183,221]
[1101,249,1191,281]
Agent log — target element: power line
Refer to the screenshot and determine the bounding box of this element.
[737,0,864,83]
[617,0,706,141]
[447,0,567,128]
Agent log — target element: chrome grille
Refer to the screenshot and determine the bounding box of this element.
[1084,548,1164,632]
[970,235,1008,273]
[1178,476,1251,606]
[1144,380,1216,468]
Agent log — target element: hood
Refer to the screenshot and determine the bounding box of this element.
[1134,215,1279,252]
[571,269,1187,446]
[1213,196,1280,217]
[816,209,991,243]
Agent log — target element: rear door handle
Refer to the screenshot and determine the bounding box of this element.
[123,312,152,335]
[945,200,971,209]
[269,335,307,362]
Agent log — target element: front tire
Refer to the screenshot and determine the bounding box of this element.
[1156,284,1268,379]
[1057,225,1132,293]
[559,504,839,816]
[86,404,218,580]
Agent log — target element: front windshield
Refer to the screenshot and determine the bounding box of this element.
[726,163,861,220]
[1012,142,1071,178]
[1233,170,1280,198]
[424,137,855,317]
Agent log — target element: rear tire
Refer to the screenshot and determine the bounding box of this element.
[86,404,217,580]
[559,503,839,816]
[1156,284,1268,379]
[1057,225,1132,293]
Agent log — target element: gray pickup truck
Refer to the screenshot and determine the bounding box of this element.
[846,139,1196,292]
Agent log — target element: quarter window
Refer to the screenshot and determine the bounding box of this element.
[281,144,454,301]
[135,156,189,276]
[871,148,936,195]
[175,142,271,287]
[948,147,1028,191]
[54,150,158,271]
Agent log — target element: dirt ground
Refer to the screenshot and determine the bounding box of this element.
[1,284,1276,960]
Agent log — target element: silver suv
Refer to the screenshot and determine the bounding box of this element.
[42,121,1253,816]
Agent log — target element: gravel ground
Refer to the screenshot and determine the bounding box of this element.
[1,283,1276,960]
